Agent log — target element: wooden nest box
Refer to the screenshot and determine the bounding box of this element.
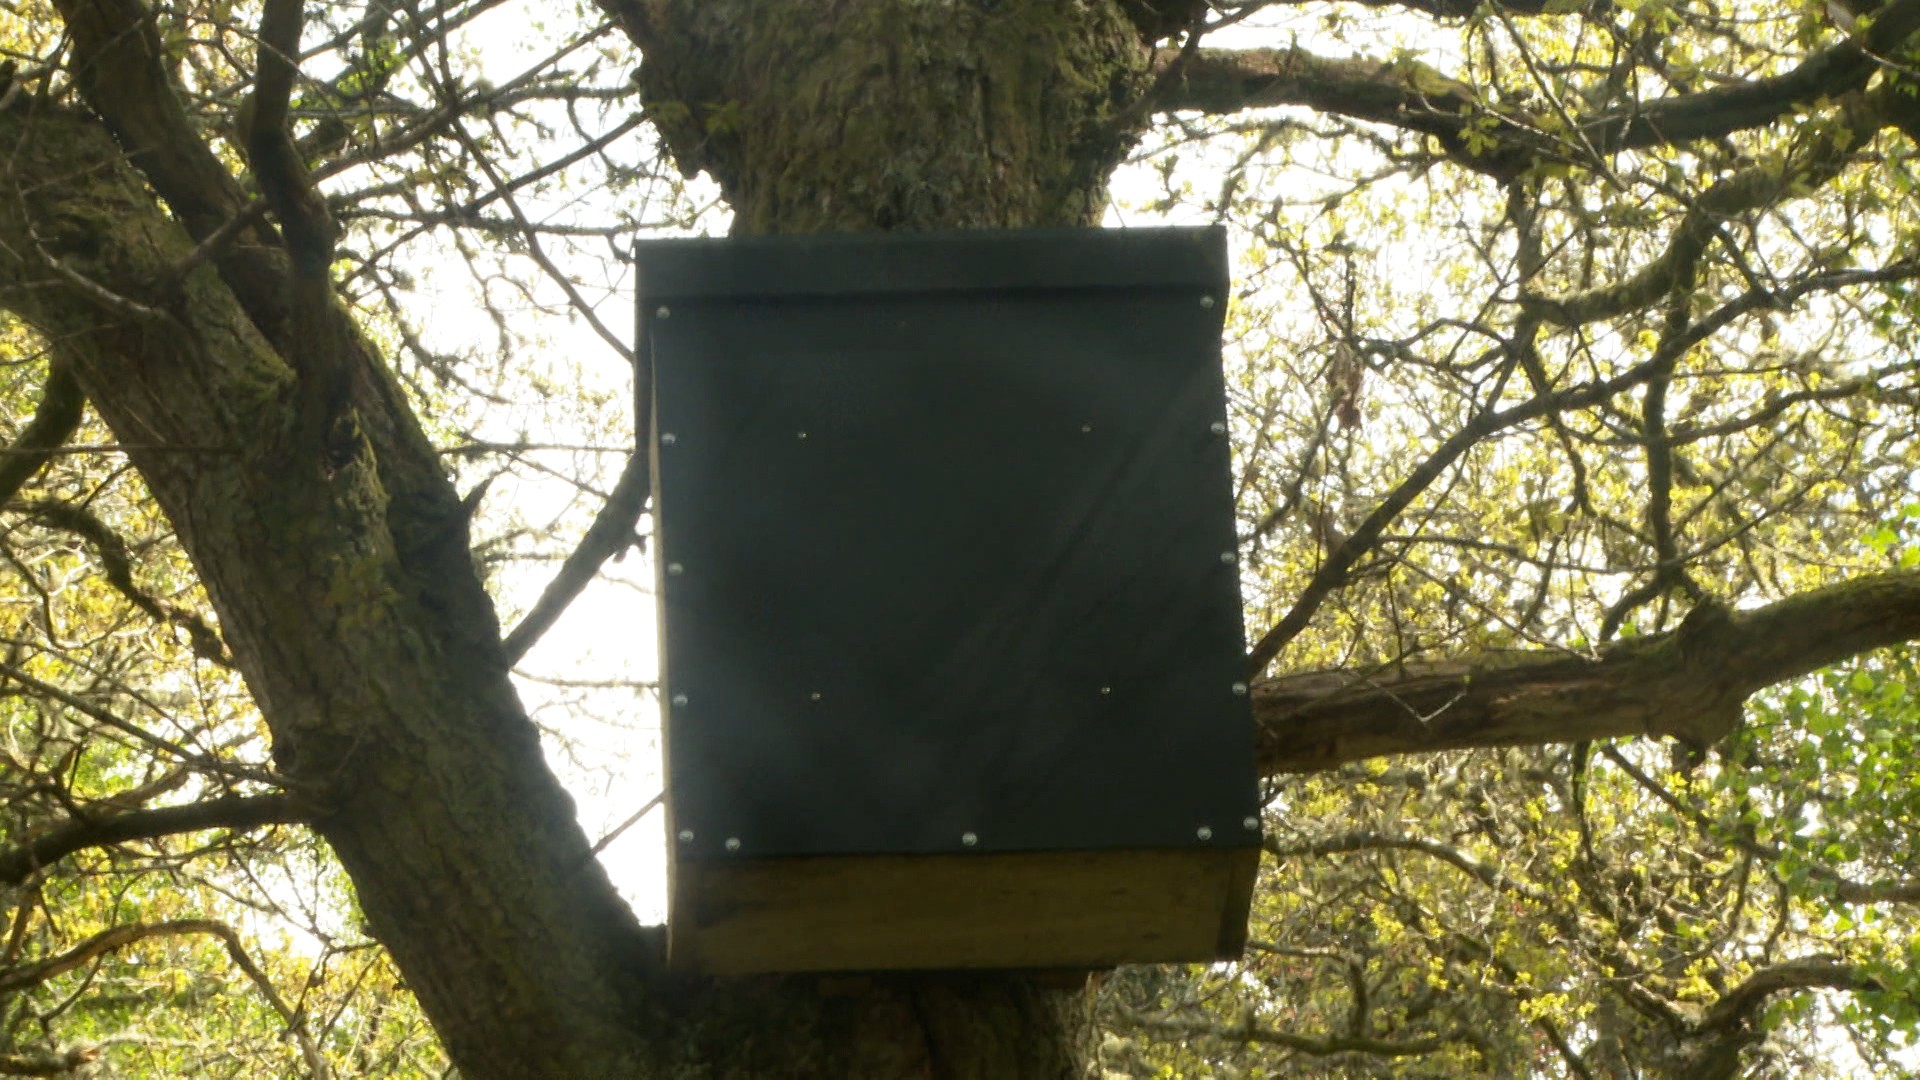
[636,227,1261,975]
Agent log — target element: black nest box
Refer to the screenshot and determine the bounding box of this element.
[636,227,1260,975]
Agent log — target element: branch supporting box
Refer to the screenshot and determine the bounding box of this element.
[637,227,1260,974]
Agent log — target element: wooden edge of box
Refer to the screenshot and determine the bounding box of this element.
[633,227,1228,302]
[667,846,1259,976]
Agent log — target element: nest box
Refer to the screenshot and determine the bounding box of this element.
[636,227,1260,975]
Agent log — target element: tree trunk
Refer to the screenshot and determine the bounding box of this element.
[0,108,656,1078]
[625,0,1148,234]
[614,3,1155,1073]
[5,1,1153,1076]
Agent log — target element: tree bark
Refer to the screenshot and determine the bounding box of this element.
[1252,574,1920,773]
[617,0,1148,233]
[7,0,1159,1076]
[0,107,656,1077]
[17,0,1920,1076]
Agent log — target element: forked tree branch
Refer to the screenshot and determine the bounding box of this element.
[1699,957,1881,1034]
[1151,0,1920,168]
[51,0,290,335]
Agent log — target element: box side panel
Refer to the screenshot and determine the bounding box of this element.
[651,287,1258,861]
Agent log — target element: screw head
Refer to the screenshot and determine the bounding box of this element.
[1209,421,1227,435]
[1099,686,1112,696]
[666,562,684,576]
[671,693,688,707]
[655,305,671,319]
[1080,423,1093,434]
[1200,295,1217,309]
[808,691,823,702]
[660,432,677,446]
[1196,826,1214,841]
[1231,681,1249,696]
[797,431,808,440]
[1219,551,1236,565]
[1243,816,1260,831]
[960,831,979,847]
[724,837,741,853]
[676,829,694,843]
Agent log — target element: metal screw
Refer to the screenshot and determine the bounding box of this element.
[667,562,684,576]
[656,305,671,319]
[1231,682,1248,696]
[1243,816,1260,831]
[1100,686,1113,696]
[1219,551,1236,565]
[1200,295,1217,309]
[960,832,979,847]
[1196,826,1214,840]
[1209,421,1227,435]
[671,693,688,707]
[808,691,823,702]
[724,837,741,853]
[660,432,677,446]
[1081,423,1093,434]
[797,431,808,440]
[677,829,694,843]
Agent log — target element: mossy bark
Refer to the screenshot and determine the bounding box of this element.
[629,0,1149,234]
[0,110,654,1078]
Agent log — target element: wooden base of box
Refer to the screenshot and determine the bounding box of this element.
[667,847,1259,975]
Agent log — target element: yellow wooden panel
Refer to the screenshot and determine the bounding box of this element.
[669,847,1257,975]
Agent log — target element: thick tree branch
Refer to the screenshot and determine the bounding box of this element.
[0,361,83,506]
[52,0,290,334]
[1254,571,1920,774]
[0,1048,96,1077]
[1835,878,1920,904]
[1698,957,1881,1034]
[1155,0,1920,165]
[1154,45,1535,174]
[1587,0,1920,151]
[0,919,224,992]
[248,0,336,279]
[0,794,302,886]
[1117,0,1206,42]
[52,0,254,242]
